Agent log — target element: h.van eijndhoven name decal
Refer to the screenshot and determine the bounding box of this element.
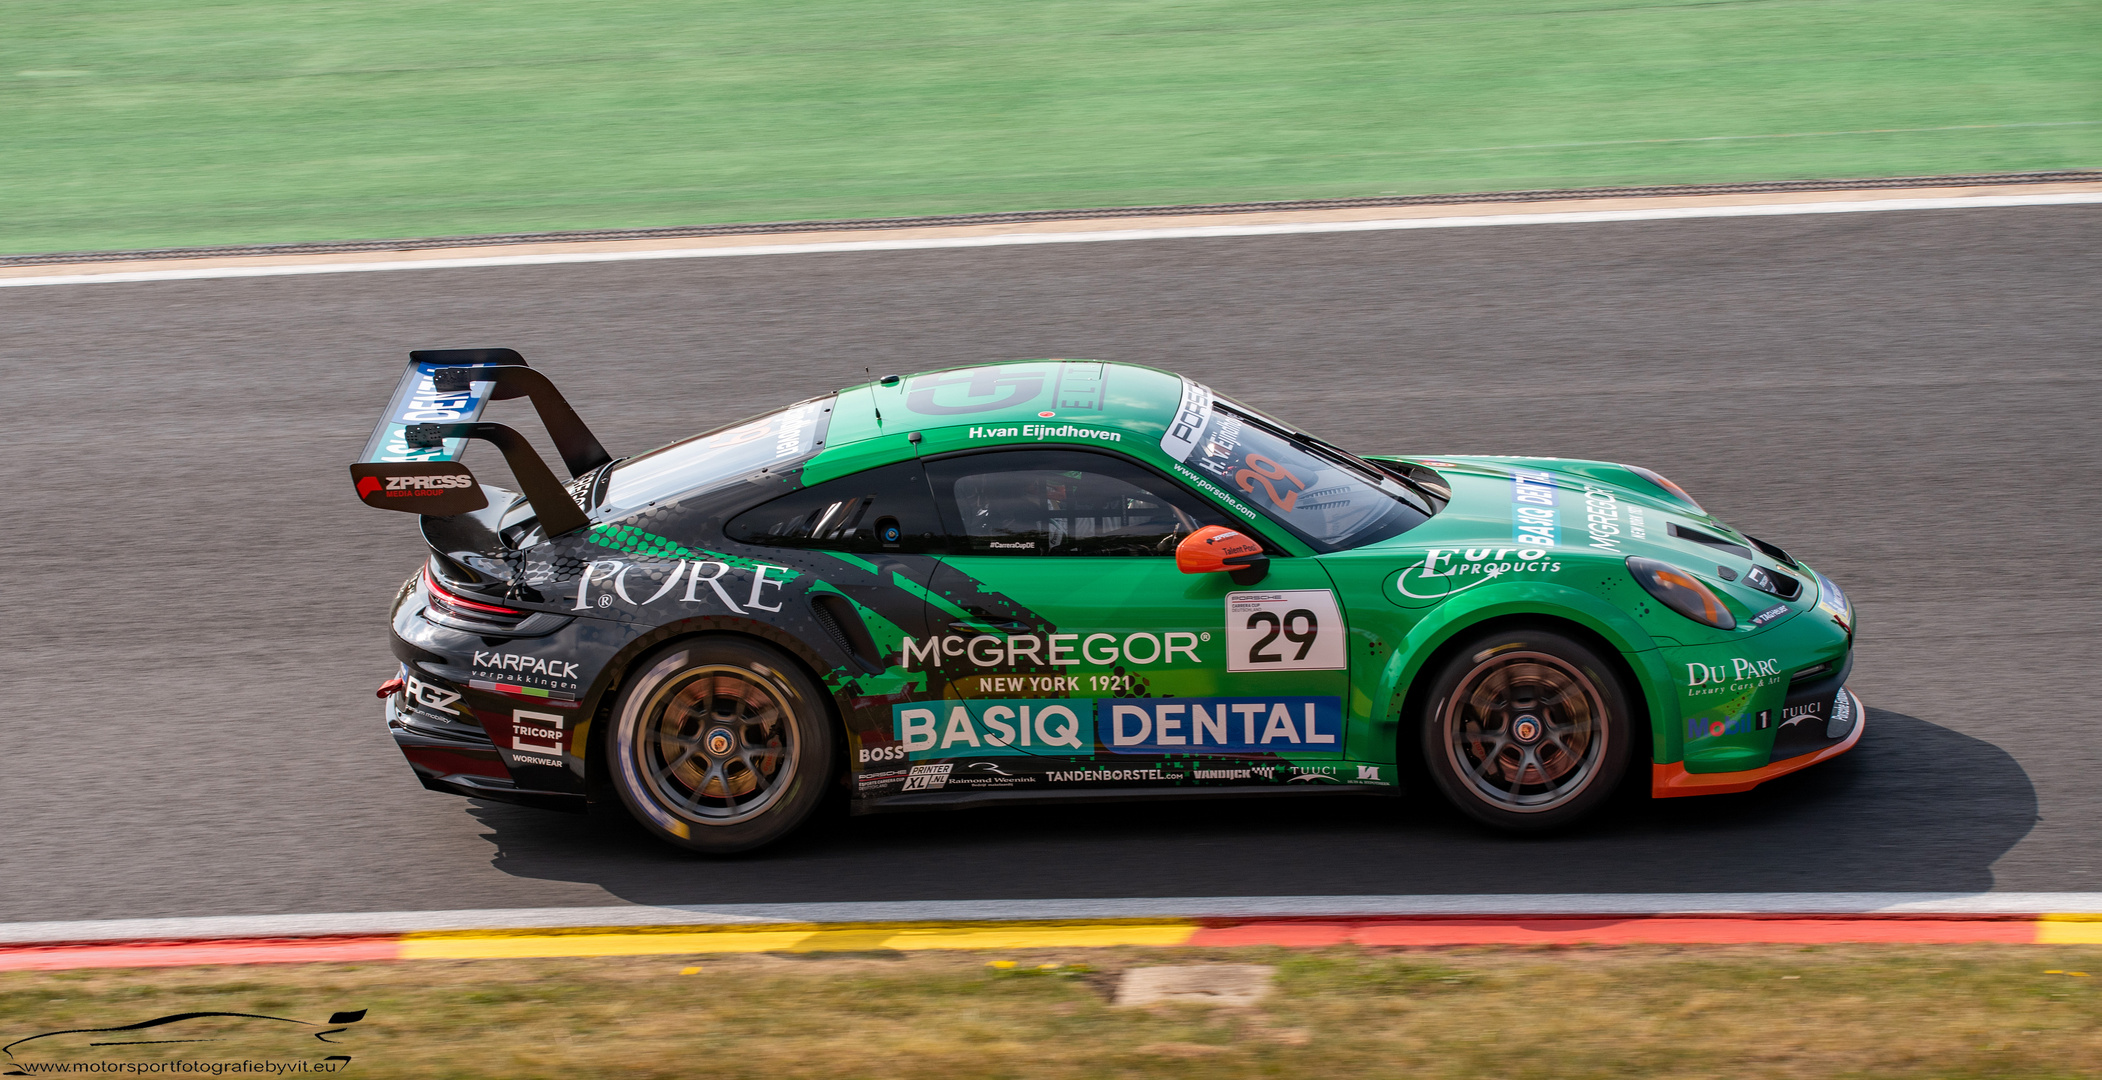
[889,697,1344,760]
[967,423,1122,443]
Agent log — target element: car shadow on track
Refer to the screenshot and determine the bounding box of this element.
[466,708,2036,905]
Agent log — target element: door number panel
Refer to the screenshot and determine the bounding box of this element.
[1226,589,1347,673]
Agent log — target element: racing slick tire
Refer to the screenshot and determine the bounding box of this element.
[607,637,837,854]
[1420,627,1632,833]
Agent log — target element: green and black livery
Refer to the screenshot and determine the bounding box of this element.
[357,352,1860,852]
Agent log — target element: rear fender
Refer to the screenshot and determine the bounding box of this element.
[575,616,858,797]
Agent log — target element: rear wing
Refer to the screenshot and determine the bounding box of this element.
[348,349,610,536]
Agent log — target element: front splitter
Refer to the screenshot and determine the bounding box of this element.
[1653,687,1866,798]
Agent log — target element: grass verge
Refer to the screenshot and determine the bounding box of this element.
[2,945,2100,1078]
[5,0,2098,254]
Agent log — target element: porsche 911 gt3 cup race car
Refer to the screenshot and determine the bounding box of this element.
[356,351,1860,852]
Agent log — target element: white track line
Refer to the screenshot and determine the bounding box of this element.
[5,893,2100,944]
[3,192,2095,289]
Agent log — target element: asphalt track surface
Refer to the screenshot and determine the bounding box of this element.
[1,204,2095,923]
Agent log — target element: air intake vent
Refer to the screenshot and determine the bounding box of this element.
[1747,535,1800,569]
[1668,522,1754,560]
[1743,564,1803,600]
[811,593,883,674]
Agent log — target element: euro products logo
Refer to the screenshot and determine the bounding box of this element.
[1394,548,1562,600]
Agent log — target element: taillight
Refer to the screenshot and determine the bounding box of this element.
[425,571,526,618]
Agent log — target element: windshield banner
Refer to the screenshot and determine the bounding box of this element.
[1159,377,1214,462]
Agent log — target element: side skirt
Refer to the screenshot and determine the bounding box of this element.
[850,783,1402,816]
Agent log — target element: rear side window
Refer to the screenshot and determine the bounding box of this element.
[724,461,945,554]
[925,449,1230,556]
[599,396,833,515]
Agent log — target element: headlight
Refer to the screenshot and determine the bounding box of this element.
[1627,557,1736,630]
[1815,570,1852,631]
[1625,465,1705,514]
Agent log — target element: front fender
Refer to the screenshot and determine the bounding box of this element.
[1372,580,1679,764]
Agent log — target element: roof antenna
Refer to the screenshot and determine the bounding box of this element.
[867,366,883,425]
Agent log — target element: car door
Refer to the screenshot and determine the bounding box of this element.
[912,447,1352,791]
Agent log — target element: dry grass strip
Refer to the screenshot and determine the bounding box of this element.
[2,944,2099,1078]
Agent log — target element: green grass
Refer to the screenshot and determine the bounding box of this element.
[4,0,2098,254]
[4,946,2102,1077]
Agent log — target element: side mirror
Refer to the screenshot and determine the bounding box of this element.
[1176,525,1270,585]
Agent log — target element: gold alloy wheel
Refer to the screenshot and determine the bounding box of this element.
[632,664,799,827]
[1440,650,1609,813]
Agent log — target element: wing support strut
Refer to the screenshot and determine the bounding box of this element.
[405,421,591,538]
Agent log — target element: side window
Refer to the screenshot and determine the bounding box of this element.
[724,461,945,553]
[925,449,1230,556]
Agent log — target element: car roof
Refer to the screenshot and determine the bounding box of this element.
[807,360,1193,481]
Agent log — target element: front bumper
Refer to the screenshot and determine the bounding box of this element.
[1652,686,1865,797]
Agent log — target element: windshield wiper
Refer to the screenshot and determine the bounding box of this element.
[1283,430,1436,514]
[1368,460,1443,513]
[1217,403,1436,515]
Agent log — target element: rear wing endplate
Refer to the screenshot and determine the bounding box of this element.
[348,349,608,536]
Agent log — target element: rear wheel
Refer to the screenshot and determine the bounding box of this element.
[607,638,835,854]
[1420,628,1631,832]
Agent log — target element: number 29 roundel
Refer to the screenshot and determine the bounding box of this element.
[1226,590,1347,673]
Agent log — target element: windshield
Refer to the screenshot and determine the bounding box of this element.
[1164,385,1426,550]
[598,396,834,514]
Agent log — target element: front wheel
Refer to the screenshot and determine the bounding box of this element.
[1420,628,1632,832]
[607,638,836,854]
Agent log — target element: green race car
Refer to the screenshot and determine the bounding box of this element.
[360,354,1859,852]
